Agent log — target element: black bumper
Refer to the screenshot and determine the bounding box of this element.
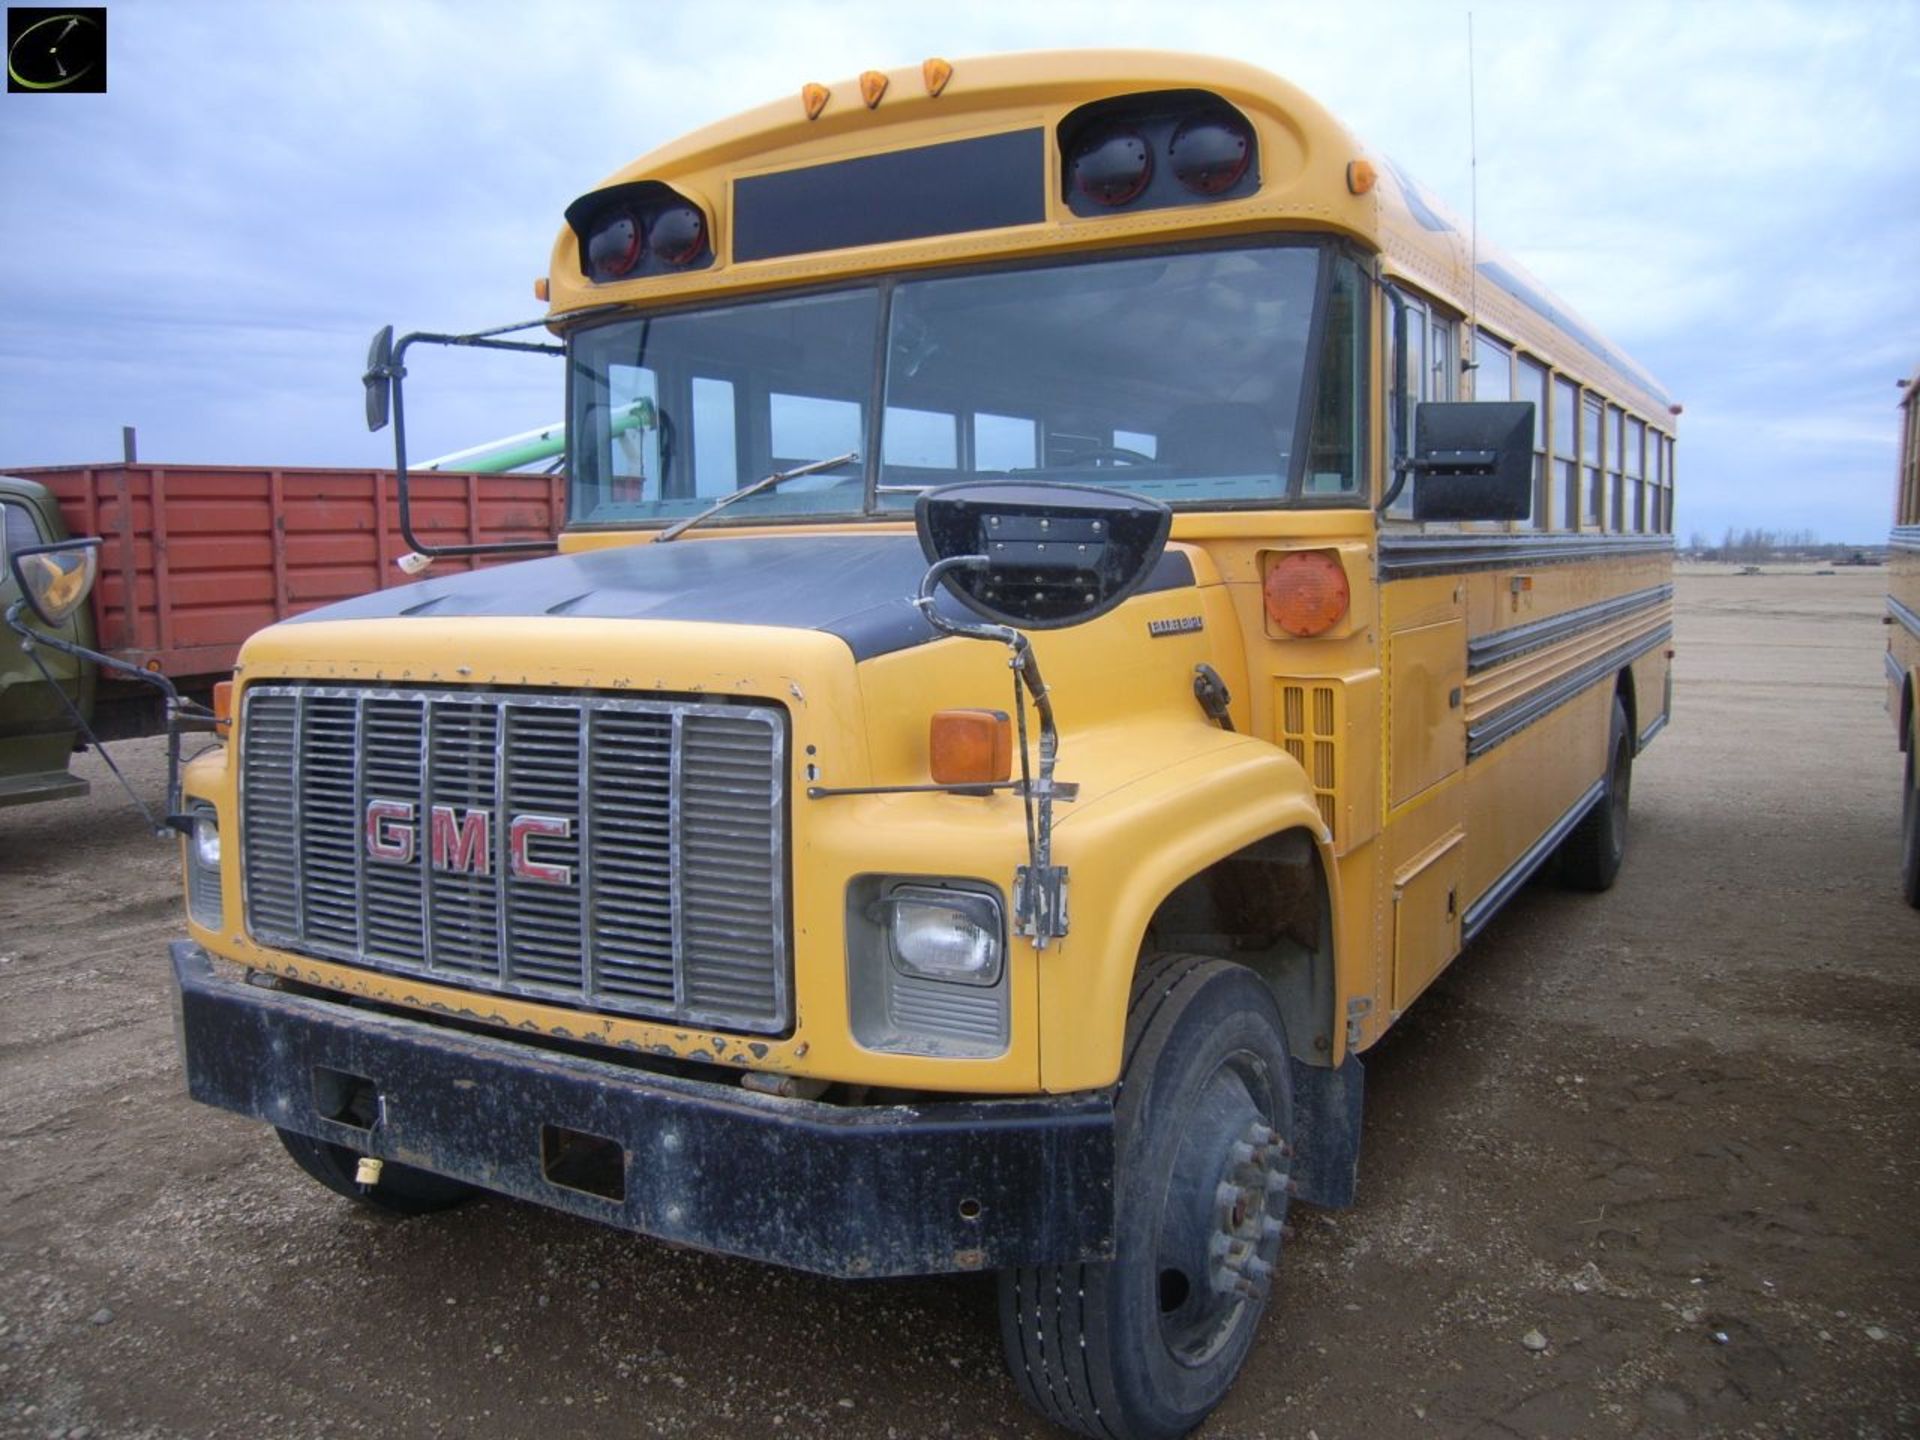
[170,942,1115,1277]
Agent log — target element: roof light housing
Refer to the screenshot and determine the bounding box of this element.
[1069,128,1153,207]
[565,181,714,282]
[1058,89,1260,218]
[1168,109,1253,195]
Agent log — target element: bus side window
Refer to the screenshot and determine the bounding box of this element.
[599,363,662,508]
[1626,417,1646,532]
[770,391,863,483]
[1386,285,1458,519]
[1386,289,1425,516]
[1581,393,1603,529]
[1516,354,1549,529]
[691,377,738,498]
[1551,375,1579,532]
[1608,404,1626,532]
[973,413,1037,471]
[883,406,960,470]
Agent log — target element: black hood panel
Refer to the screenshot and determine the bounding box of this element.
[287,534,1195,662]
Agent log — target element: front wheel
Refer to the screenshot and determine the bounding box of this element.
[998,956,1294,1440]
[1560,693,1633,892]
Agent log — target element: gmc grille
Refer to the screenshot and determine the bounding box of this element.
[239,684,789,1034]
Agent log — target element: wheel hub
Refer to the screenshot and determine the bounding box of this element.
[1154,1059,1291,1366]
[1205,1118,1290,1300]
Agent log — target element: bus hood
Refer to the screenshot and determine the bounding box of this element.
[284,533,1195,662]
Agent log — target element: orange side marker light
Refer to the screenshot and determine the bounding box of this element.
[922,57,953,97]
[859,70,889,109]
[212,680,234,739]
[1264,551,1350,638]
[1346,159,1377,196]
[801,82,830,120]
[930,709,1012,786]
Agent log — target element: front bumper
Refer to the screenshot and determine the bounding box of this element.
[170,941,1115,1277]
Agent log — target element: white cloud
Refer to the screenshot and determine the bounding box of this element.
[1,0,1916,538]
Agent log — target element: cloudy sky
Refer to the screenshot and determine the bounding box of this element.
[2,0,1916,542]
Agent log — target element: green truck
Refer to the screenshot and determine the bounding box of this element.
[0,476,93,806]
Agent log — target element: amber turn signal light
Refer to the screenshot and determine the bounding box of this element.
[212,679,234,738]
[1264,550,1350,638]
[930,709,1012,786]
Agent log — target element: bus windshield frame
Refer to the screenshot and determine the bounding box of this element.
[564,238,1368,530]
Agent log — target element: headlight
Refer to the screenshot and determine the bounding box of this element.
[192,812,221,869]
[846,878,1009,1058]
[185,806,222,929]
[885,887,1003,986]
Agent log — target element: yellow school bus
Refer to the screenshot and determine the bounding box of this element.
[1890,365,1920,906]
[145,52,1675,1438]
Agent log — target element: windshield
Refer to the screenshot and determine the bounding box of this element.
[566,242,1363,527]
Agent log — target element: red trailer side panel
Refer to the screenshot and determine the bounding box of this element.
[18,463,563,684]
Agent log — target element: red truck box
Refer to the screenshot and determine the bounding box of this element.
[16,463,563,688]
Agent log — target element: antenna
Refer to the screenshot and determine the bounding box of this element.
[1467,10,1479,360]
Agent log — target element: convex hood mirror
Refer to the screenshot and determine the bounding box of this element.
[10,537,101,627]
[915,481,1172,630]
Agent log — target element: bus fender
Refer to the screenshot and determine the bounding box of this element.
[1039,740,1343,1094]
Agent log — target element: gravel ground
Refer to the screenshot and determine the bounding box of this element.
[1,567,1914,1440]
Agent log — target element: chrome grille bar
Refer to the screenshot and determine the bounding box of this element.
[239,685,789,1033]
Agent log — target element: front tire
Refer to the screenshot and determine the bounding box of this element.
[1560,693,1633,892]
[999,955,1294,1440]
[275,1128,476,1217]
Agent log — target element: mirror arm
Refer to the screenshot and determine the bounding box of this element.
[913,559,1069,946]
[384,326,566,564]
[3,600,207,837]
[1378,457,1414,515]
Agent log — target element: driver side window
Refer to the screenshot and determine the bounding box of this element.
[2,500,47,565]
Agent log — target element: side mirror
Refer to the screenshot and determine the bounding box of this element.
[915,481,1172,630]
[1410,401,1534,523]
[363,324,395,432]
[9,537,101,627]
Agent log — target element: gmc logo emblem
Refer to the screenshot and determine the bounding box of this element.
[364,800,573,887]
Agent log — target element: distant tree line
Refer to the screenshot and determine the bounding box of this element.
[1684,528,1880,564]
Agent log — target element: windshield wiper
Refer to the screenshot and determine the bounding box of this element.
[655,451,860,542]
